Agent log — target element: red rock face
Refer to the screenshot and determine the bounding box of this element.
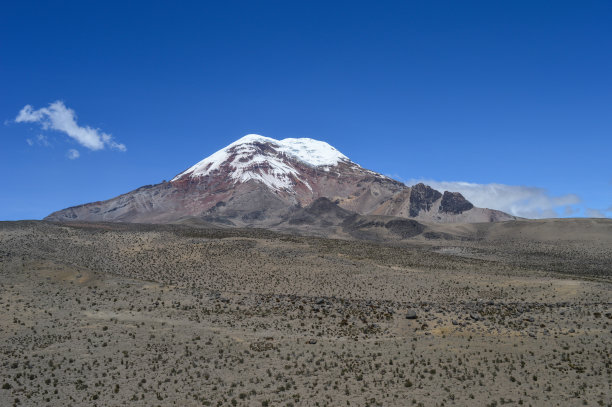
[45,137,514,225]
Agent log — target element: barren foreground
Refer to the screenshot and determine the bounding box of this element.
[0,220,611,406]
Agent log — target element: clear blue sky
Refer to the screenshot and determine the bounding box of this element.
[1,1,611,220]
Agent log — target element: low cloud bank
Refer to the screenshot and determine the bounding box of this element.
[407,179,581,218]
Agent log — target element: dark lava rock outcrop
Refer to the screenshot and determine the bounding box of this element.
[439,191,474,214]
[409,184,442,217]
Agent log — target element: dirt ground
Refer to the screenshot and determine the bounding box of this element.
[0,221,610,406]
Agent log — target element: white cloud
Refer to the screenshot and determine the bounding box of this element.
[26,138,33,146]
[15,101,126,152]
[66,149,80,160]
[407,179,581,219]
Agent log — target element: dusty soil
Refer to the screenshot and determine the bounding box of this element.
[0,220,610,406]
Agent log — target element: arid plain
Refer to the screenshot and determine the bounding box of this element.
[1,219,610,406]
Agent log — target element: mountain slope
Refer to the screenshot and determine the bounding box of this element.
[46,134,513,225]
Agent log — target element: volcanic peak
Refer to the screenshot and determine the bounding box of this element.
[45,134,515,225]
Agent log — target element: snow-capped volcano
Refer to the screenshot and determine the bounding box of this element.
[46,134,514,226]
[172,134,352,191]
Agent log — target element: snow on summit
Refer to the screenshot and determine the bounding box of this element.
[273,137,349,167]
[172,134,351,190]
[224,134,349,166]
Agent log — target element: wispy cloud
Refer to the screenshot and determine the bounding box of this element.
[66,149,80,160]
[15,101,126,152]
[25,134,51,147]
[574,200,612,219]
[563,205,580,216]
[585,208,606,218]
[37,134,50,146]
[406,179,581,219]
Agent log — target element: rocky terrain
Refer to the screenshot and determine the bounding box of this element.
[45,135,513,225]
[1,219,610,406]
